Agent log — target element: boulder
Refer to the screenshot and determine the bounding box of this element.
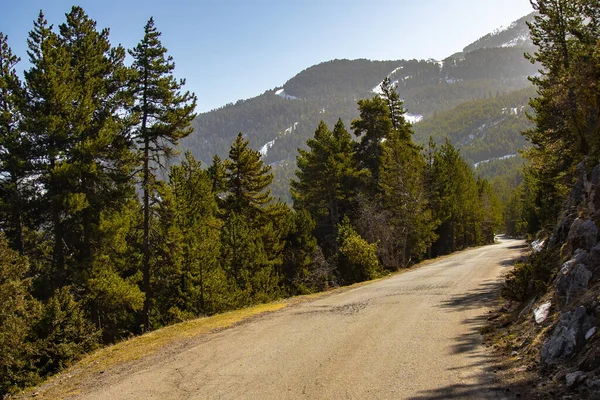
[567,219,598,254]
[534,301,552,324]
[541,306,596,365]
[556,251,592,306]
[565,371,587,388]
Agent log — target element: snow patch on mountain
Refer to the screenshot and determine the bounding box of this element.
[474,154,517,168]
[258,122,299,157]
[372,65,411,94]
[501,33,530,47]
[259,139,276,157]
[502,106,525,116]
[405,113,424,124]
[491,21,519,37]
[274,88,297,100]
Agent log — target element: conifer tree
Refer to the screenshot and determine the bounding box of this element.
[223,132,274,217]
[0,33,28,253]
[380,77,408,133]
[207,154,228,200]
[0,234,40,396]
[23,11,72,290]
[523,0,600,232]
[24,8,136,299]
[167,152,222,316]
[292,120,365,257]
[425,139,481,255]
[352,96,393,191]
[130,17,197,330]
[379,129,436,266]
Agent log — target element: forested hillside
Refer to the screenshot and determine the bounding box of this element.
[182,13,539,203]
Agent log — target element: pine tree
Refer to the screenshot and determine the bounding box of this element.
[351,96,394,194]
[23,11,73,291]
[0,234,40,396]
[292,120,364,257]
[380,77,409,133]
[523,0,600,232]
[207,154,228,199]
[223,132,274,217]
[0,33,28,253]
[24,8,136,299]
[379,129,436,267]
[167,152,222,317]
[425,139,481,255]
[130,17,197,331]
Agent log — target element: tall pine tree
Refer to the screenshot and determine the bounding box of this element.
[130,17,197,331]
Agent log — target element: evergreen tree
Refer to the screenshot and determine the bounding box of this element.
[167,152,223,317]
[0,234,40,396]
[425,139,481,255]
[207,154,228,200]
[380,77,409,133]
[523,0,600,232]
[292,119,364,257]
[352,95,393,189]
[223,132,274,217]
[379,129,436,267]
[23,11,72,292]
[0,33,28,253]
[129,17,197,330]
[24,8,136,301]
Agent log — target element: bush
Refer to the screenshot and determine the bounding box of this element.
[337,218,382,283]
[501,247,559,301]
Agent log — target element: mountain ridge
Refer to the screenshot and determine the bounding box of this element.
[182,12,538,201]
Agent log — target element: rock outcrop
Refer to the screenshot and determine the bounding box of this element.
[541,306,596,365]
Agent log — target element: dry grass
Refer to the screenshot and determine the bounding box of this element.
[18,302,286,399]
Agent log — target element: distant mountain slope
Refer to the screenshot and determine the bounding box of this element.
[463,12,535,52]
[181,12,538,202]
[413,86,535,164]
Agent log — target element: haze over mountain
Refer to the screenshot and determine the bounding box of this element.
[181,12,538,201]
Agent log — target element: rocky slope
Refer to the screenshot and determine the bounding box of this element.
[489,163,600,399]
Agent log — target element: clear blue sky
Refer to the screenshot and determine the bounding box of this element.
[3,0,533,113]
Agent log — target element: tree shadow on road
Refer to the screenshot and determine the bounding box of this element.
[406,269,526,399]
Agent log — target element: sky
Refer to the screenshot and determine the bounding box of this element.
[2,0,534,113]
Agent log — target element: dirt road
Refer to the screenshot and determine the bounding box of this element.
[73,238,526,400]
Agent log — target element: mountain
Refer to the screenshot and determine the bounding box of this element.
[181,12,539,201]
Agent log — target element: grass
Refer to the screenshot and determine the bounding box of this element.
[19,302,286,399]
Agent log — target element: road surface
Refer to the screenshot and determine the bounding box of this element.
[75,238,526,399]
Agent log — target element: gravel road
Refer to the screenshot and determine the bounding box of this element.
[75,238,526,400]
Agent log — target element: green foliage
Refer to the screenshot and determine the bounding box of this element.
[224,133,274,216]
[0,235,40,396]
[0,33,29,253]
[502,248,559,301]
[292,119,365,256]
[379,129,437,266]
[352,95,393,188]
[337,217,382,283]
[522,0,600,232]
[33,287,100,377]
[130,16,197,330]
[425,139,495,255]
[0,5,548,394]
